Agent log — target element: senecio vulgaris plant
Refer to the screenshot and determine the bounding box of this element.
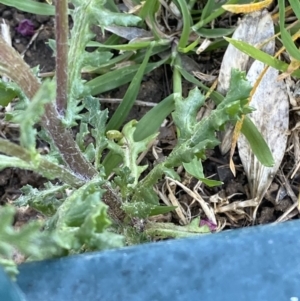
[0,0,254,277]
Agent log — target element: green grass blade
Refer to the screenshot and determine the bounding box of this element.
[87,40,153,51]
[82,52,133,73]
[139,0,159,19]
[192,0,239,30]
[139,0,160,39]
[201,0,217,21]
[134,94,175,141]
[103,152,123,176]
[106,44,154,131]
[241,116,274,167]
[0,0,55,15]
[105,0,120,12]
[179,38,200,53]
[88,39,170,52]
[132,45,170,63]
[176,0,192,49]
[225,37,300,78]
[196,27,235,38]
[279,0,300,60]
[289,0,300,20]
[103,34,121,45]
[85,59,168,96]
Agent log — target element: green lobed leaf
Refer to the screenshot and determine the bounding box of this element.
[0,80,29,108]
[65,0,140,126]
[134,69,252,199]
[15,183,68,216]
[75,200,116,245]
[123,186,160,219]
[92,5,141,28]
[83,96,109,169]
[107,120,158,186]
[0,206,65,279]
[75,121,96,163]
[169,70,251,166]
[0,258,18,280]
[221,69,252,105]
[47,176,124,251]
[0,81,18,106]
[13,80,55,154]
[177,45,274,167]
[113,167,135,199]
[161,166,181,181]
[183,159,223,187]
[37,128,64,165]
[65,0,96,126]
[76,122,90,152]
[82,50,114,69]
[172,88,206,141]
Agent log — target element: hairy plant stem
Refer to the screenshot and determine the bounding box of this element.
[0,36,125,224]
[55,0,69,115]
[42,103,97,179]
[0,36,95,179]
